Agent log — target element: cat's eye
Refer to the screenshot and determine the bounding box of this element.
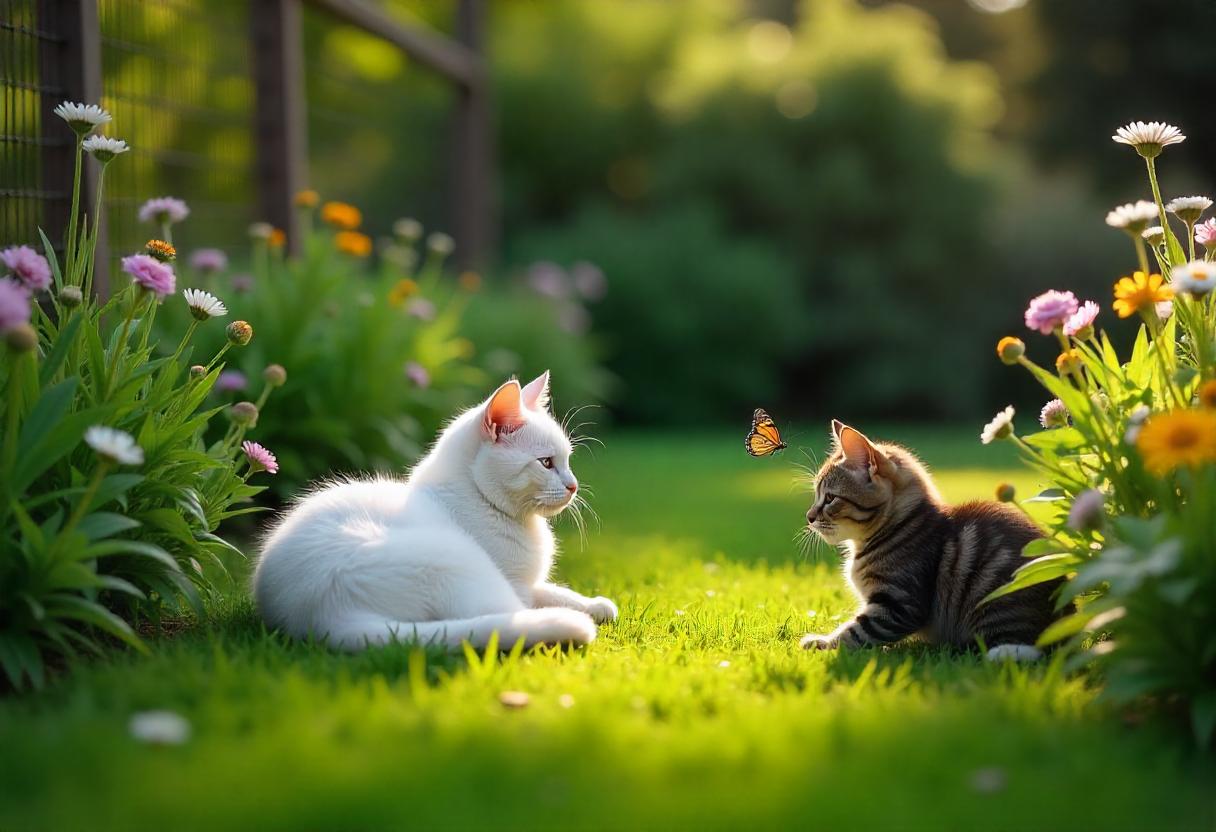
[538,457,555,469]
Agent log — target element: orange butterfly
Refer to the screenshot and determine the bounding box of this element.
[745,408,787,457]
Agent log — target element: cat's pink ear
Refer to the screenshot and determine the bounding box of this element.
[521,370,551,411]
[830,419,845,439]
[838,425,894,478]
[482,380,525,441]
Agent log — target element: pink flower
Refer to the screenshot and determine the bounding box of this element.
[571,261,606,301]
[406,298,436,321]
[1196,218,1216,248]
[1063,300,1099,337]
[1039,398,1070,429]
[0,277,32,332]
[528,261,569,299]
[1156,300,1174,321]
[121,254,176,298]
[189,248,228,274]
[216,370,247,392]
[138,197,189,225]
[404,361,430,388]
[1024,290,1079,335]
[241,440,278,475]
[1,245,52,292]
[231,274,253,294]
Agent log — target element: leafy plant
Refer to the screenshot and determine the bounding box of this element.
[0,104,276,689]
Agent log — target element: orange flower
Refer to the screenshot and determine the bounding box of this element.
[996,336,1024,365]
[335,230,372,257]
[294,189,320,208]
[388,278,419,306]
[459,271,482,292]
[144,239,176,262]
[1199,380,1216,409]
[1113,271,1173,318]
[1137,409,1216,475]
[1056,349,1083,375]
[321,201,362,230]
[269,228,286,249]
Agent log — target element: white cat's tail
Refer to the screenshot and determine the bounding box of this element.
[323,608,597,652]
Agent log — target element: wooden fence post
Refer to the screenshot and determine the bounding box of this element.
[38,0,108,297]
[452,0,494,270]
[250,0,307,255]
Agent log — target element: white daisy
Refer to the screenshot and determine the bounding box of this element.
[1165,195,1212,223]
[53,101,112,135]
[1141,225,1165,245]
[1171,261,1216,297]
[182,288,227,320]
[1105,200,1159,233]
[81,135,129,163]
[393,217,423,241]
[426,232,454,256]
[128,711,191,745]
[248,222,274,240]
[1112,121,1185,158]
[980,406,1016,445]
[84,425,144,466]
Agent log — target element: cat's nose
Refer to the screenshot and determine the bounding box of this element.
[806,507,818,524]
[565,482,578,494]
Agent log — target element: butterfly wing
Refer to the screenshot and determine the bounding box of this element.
[745,408,788,457]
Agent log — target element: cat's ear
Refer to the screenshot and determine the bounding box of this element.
[521,370,551,412]
[482,380,525,441]
[837,425,895,479]
[830,419,845,439]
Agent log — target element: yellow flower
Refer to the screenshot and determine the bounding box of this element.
[996,336,1024,365]
[144,239,176,262]
[294,189,320,208]
[335,230,372,257]
[1113,271,1173,319]
[1137,409,1216,475]
[459,271,482,293]
[1199,380,1216,409]
[1056,349,1083,375]
[269,228,286,249]
[388,278,419,306]
[321,201,362,230]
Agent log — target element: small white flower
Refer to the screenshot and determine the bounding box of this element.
[1166,196,1212,223]
[81,135,129,163]
[980,406,1015,445]
[1141,225,1165,245]
[1156,300,1174,320]
[53,101,112,134]
[1112,121,1185,157]
[128,711,191,745]
[85,425,144,465]
[1171,261,1216,297]
[182,288,228,320]
[1105,200,1158,232]
[393,217,423,241]
[426,232,454,256]
[248,222,274,240]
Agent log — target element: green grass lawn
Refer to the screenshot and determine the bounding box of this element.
[2,427,1213,831]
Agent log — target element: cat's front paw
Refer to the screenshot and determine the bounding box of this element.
[584,596,618,624]
[800,633,839,651]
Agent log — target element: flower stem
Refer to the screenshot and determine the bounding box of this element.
[104,295,140,398]
[59,461,111,542]
[1132,234,1151,276]
[169,319,199,366]
[65,137,84,283]
[84,165,108,300]
[204,342,232,373]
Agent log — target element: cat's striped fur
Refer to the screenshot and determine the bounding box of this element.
[801,421,1064,661]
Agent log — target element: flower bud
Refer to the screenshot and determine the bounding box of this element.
[144,239,176,262]
[5,323,37,352]
[1056,349,1083,375]
[228,401,259,427]
[248,222,273,241]
[995,483,1016,503]
[294,189,320,209]
[1067,489,1105,532]
[263,363,287,387]
[393,217,423,242]
[226,320,253,346]
[59,285,83,308]
[426,232,454,256]
[189,364,206,378]
[996,337,1025,365]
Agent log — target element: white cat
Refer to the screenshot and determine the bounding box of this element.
[252,372,618,650]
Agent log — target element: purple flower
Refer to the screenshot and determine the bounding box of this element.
[571,261,606,301]
[189,248,228,274]
[1067,489,1105,532]
[1196,217,1216,248]
[406,298,436,321]
[121,254,176,298]
[138,196,189,225]
[241,440,278,475]
[1,245,52,292]
[0,277,32,332]
[1039,399,1070,429]
[231,273,253,294]
[1024,290,1079,335]
[216,370,247,393]
[404,361,430,388]
[1063,300,1099,338]
[528,261,569,299]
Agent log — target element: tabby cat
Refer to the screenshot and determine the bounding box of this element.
[801,421,1064,661]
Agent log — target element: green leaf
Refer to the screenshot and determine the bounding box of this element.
[1022,428,1086,454]
[1192,693,1216,748]
[38,312,83,385]
[76,512,141,541]
[1036,610,1094,647]
[41,594,147,653]
[1025,488,1067,503]
[37,227,64,289]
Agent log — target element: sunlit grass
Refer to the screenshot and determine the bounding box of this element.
[1,429,1211,831]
